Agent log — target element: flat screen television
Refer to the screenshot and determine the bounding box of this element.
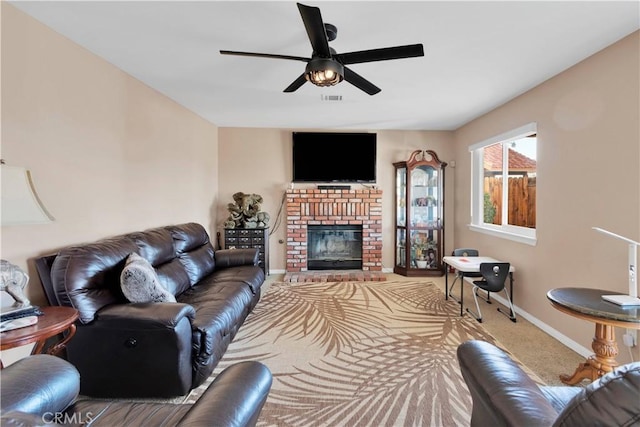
[292,132,377,183]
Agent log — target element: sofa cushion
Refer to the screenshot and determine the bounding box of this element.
[178,278,254,361]
[168,223,216,286]
[155,259,192,296]
[553,362,640,427]
[121,253,176,303]
[128,227,175,266]
[207,265,265,295]
[51,237,139,323]
[127,227,191,295]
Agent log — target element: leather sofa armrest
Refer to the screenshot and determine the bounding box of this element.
[96,302,196,328]
[215,248,259,269]
[176,361,272,427]
[0,355,79,416]
[457,340,559,427]
[69,302,196,397]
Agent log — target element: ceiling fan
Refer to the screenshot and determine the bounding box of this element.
[220,2,424,95]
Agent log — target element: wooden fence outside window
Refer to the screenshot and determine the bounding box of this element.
[484,176,536,228]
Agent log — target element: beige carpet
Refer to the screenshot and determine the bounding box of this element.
[186,280,542,426]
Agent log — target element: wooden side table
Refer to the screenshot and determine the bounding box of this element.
[547,287,640,385]
[0,306,79,368]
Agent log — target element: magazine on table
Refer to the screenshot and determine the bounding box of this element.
[0,291,43,331]
[0,315,39,332]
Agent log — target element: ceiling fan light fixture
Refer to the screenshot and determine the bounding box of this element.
[305,59,344,87]
[221,3,424,95]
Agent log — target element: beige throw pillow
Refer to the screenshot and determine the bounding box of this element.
[120,252,176,303]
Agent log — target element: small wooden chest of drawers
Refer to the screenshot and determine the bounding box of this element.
[223,228,269,275]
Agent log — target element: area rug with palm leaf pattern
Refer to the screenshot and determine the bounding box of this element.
[185,280,535,426]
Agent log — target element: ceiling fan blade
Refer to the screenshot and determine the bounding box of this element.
[335,44,424,65]
[297,3,331,58]
[284,74,308,93]
[220,50,310,62]
[343,66,381,96]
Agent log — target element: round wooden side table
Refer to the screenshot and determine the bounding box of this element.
[0,306,79,369]
[547,287,640,385]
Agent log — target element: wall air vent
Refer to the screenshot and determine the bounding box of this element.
[321,94,343,101]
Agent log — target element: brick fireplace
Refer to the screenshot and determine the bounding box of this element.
[285,188,383,281]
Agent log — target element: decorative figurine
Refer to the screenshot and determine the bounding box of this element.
[0,259,31,307]
[225,192,270,229]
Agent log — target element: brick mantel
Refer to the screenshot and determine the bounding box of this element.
[286,188,383,272]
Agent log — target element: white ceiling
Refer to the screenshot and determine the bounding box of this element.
[10,1,640,131]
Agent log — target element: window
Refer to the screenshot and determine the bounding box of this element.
[469,123,537,245]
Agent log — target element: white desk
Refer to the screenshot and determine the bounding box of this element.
[442,256,516,321]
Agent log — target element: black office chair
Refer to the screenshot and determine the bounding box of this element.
[448,248,480,302]
[466,262,516,323]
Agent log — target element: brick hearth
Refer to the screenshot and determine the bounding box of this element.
[285,188,383,280]
[283,269,387,283]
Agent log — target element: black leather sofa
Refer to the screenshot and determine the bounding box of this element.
[36,222,265,398]
[457,340,640,426]
[0,354,272,427]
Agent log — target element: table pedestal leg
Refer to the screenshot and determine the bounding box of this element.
[559,323,619,385]
[48,324,77,357]
[31,324,77,357]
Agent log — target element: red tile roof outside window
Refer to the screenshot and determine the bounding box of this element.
[483,143,536,174]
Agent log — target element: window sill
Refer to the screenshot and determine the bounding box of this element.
[468,224,537,246]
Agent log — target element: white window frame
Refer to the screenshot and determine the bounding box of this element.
[468,122,537,246]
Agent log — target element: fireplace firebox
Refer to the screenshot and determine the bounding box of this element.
[307,225,362,270]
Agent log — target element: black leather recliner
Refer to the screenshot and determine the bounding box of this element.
[0,354,272,427]
[457,340,640,426]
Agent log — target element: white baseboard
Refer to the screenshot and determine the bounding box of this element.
[486,292,592,358]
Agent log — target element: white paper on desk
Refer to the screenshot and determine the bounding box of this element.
[601,295,640,306]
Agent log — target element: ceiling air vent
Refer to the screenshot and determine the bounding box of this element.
[321,94,343,101]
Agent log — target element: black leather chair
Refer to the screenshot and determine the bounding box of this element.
[0,354,272,427]
[466,262,516,323]
[457,340,640,427]
[448,248,480,302]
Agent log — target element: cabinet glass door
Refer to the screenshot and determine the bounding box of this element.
[410,165,439,228]
[396,228,406,268]
[410,165,440,270]
[396,166,406,227]
[395,166,407,269]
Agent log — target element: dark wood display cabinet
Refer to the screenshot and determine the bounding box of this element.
[394,150,447,277]
[224,227,269,275]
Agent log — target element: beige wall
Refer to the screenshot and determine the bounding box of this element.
[1,4,219,307]
[453,31,640,363]
[217,128,455,271]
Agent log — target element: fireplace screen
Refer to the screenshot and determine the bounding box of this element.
[307,225,363,270]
